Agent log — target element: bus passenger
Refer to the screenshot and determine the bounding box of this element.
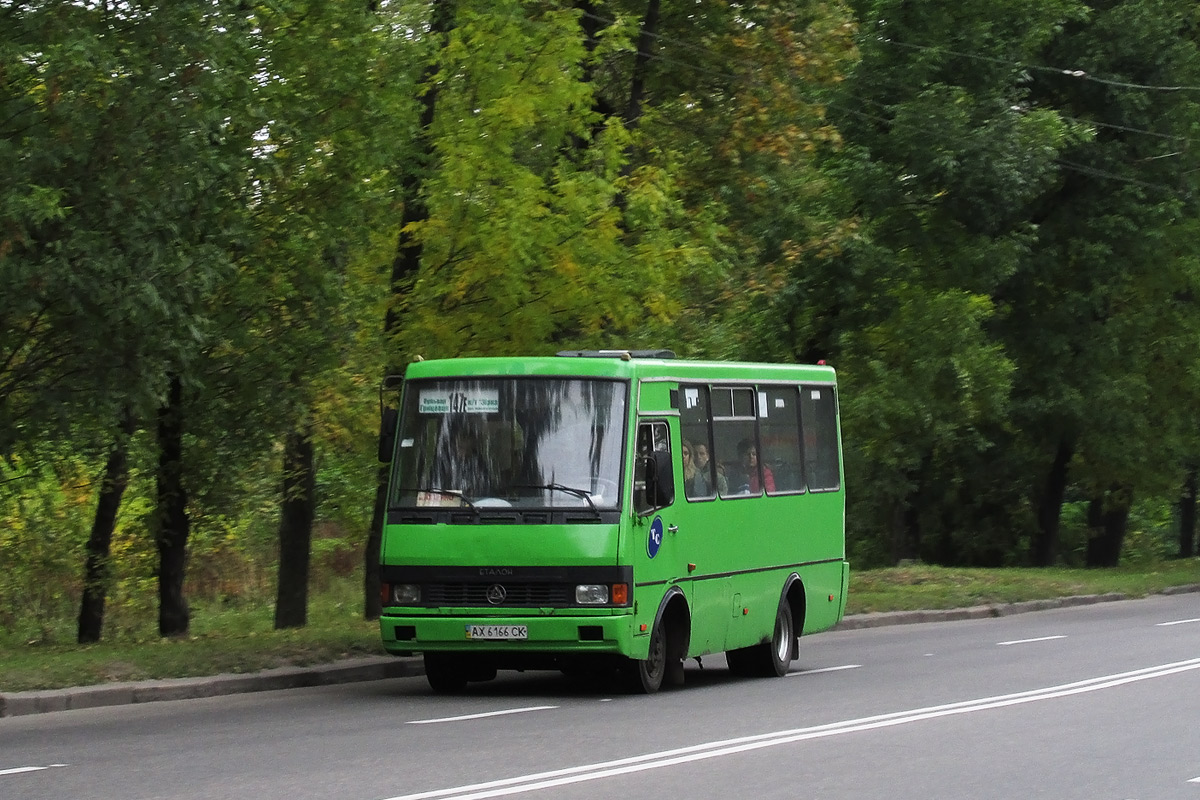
[693,442,727,495]
[737,439,775,494]
[681,440,711,498]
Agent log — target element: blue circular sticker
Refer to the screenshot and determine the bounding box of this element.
[647,516,664,559]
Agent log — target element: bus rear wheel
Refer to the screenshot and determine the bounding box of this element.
[726,602,794,678]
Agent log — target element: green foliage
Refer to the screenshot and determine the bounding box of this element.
[1059,497,1179,566]
[0,455,89,639]
[0,575,381,691]
[0,1,262,451]
[392,2,665,356]
[813,0,1200,565]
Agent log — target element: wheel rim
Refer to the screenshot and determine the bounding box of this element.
[773,608,791,664]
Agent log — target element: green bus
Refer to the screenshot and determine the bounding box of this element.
[377,350,848,693]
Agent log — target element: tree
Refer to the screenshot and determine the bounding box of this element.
[1001,0,1200,565]
[365,0,459,621]
[810,0,1080,563]
[2,1,268,636]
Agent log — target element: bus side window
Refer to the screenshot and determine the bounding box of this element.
[759,387,803,495]
[680,384,717,500]
[712,387,758,497]
[801,386,841,491]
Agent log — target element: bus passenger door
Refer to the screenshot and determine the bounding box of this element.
[631,420,683,632]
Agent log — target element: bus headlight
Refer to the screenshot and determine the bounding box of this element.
[575,584,609,605]
[390,583,421,604]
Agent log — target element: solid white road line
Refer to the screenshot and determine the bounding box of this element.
[1156,618,1200,627]
[787,664,862,676]
[408,706,558,725]
[997,635,1066,646]
[380,657,1200,800]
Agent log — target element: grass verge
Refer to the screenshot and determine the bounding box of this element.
[0,583,384,693]
[2,559,1198,692]
[844,558,1200,614]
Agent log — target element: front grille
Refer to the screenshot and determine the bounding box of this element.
[425,582,573,607]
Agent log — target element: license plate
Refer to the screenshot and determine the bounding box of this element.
[466,625,528,640]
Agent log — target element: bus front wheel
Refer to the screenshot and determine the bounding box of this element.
[424,652,468,693]
[627,621,668,694]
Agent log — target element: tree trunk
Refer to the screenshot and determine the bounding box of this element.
[77,413,135,644]
[1085,491,1131,568]
[366,0,457,620]
[1178,466,1196,559]
[275,426,316,629]
[1031,438,1073,567]
[365,464,388,620]
[889,490,922,565]
[156,374,191,637]
[623,0,661,129]
[611,0,661,220]
[889,500,905,565]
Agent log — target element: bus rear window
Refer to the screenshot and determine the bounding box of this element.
[801,386,840,491]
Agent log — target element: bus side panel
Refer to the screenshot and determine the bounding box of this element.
[678,489,846,651]
[798,559,849,635]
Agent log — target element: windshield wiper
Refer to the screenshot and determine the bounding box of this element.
[511,483,601,518]
[407,488,478,512]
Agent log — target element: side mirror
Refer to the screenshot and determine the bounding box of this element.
[645,450,674,509]
[654,450,676,507]
[378,407,398,463]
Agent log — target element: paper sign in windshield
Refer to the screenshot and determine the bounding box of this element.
[419,389,499,414]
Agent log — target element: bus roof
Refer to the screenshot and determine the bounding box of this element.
[402,355,836,383]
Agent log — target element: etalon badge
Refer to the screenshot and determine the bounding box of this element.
[486,584,507,605]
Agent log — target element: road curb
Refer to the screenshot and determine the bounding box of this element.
[832,585,1200,630]
[4,585,1198,718]
[832,592,1130,630]
[0,656,423,718]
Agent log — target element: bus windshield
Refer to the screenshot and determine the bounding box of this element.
[390,378,627,511]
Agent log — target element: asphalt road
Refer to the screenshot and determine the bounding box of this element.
[2,593,1198,800]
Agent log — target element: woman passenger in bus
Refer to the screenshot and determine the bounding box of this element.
[681,440,711,498]
[736,439,775,494]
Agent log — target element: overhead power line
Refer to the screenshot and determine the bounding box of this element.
[878,38,1200,93]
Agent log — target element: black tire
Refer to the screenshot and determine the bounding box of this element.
[424,652,468,693]
[465,662,497,683]
[726,601,794,678]
[626,620,667,694]
[757,601,795,677]
[725,645,754,676]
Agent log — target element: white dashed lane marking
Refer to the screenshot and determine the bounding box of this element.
[787,664,862,676]
[408,706,558,725]
[997,635,1066,646]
